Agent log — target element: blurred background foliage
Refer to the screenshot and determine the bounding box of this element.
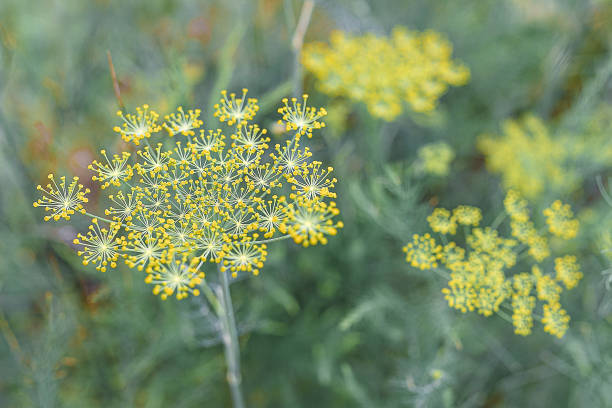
[1,0,612,406]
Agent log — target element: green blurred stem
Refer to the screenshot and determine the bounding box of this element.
[495,308,513,324]
[291,0,315,95]
[217,264,246,408]
[490,212,506,230]
[431,267,450,279]
[248,235,291,245]
[84,211,122,226]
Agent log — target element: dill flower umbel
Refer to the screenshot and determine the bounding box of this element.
[542,302,570,339]
[479,115,575,198]
[554,255,582,289]
[34,91,342,299]
[504,189,554,263]
[164,106,203,136]
[403,190,582,338]
[302,28,470,121]
[89,150,133,189]
[214,89,259,126]
[281,195,343,247]
[73,218,123,272]
[113,104,161,145]
[277,95,327,137]
[403,233,442,270]
[480,109,612,198]
[416,142,455,176]
[427,208,456,235]
[543,200,579,239]
[33,175,90,221]
[453,205,482,226]
[503,190,530,223]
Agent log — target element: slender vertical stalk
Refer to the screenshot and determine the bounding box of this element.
[291,0,315,95]
[217,265,246,408]
[106,50,125,111]
[490,211,507,230]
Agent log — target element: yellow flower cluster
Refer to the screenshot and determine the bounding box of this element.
[543,200,579,239]
[214,89,259,126]
[74,218,123,273]
[485,104,612,197]
[403,191,582,338]
[427,208,457,235]
[302,28,470,121]
[34,91,342,300]
[452,205,482,226]
[403,233,442,270]
[33,175,90,221]
[416,142,455,176]
[113,104,161,145]
[511,272,535,336]
[554,255,582,290]
[478,115,574,198]
[277,95,327,138]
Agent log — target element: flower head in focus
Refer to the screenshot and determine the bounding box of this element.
[73,218,123,272]
[214,89,259,126]
[113,104,161,145]
[164,106,203,136]
[33,174,90,221]
[34,90,342,300]
[89,150,133,189]
[277,95,327,138]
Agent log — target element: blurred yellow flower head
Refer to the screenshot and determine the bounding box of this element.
[479,113,612,198]
[416,142,455,176]
[544,200,579,239]
[404,190,582,338]
[302,28,470,121]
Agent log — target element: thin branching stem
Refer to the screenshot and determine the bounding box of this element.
[106,50,125,111]
[247,235,292,245]
[291,0,315,95]
[217,264,246,408]
[490,211,506,230]
[84,211,122,226]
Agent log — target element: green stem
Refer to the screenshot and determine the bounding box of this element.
[495,308,513,324]
[194,261,222,314]
[490,212,506,230]
[247,235,291,245]
[84,211,122,226]
[217,264,246,408]
[291,0,315,95]
[432,267,451,279]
